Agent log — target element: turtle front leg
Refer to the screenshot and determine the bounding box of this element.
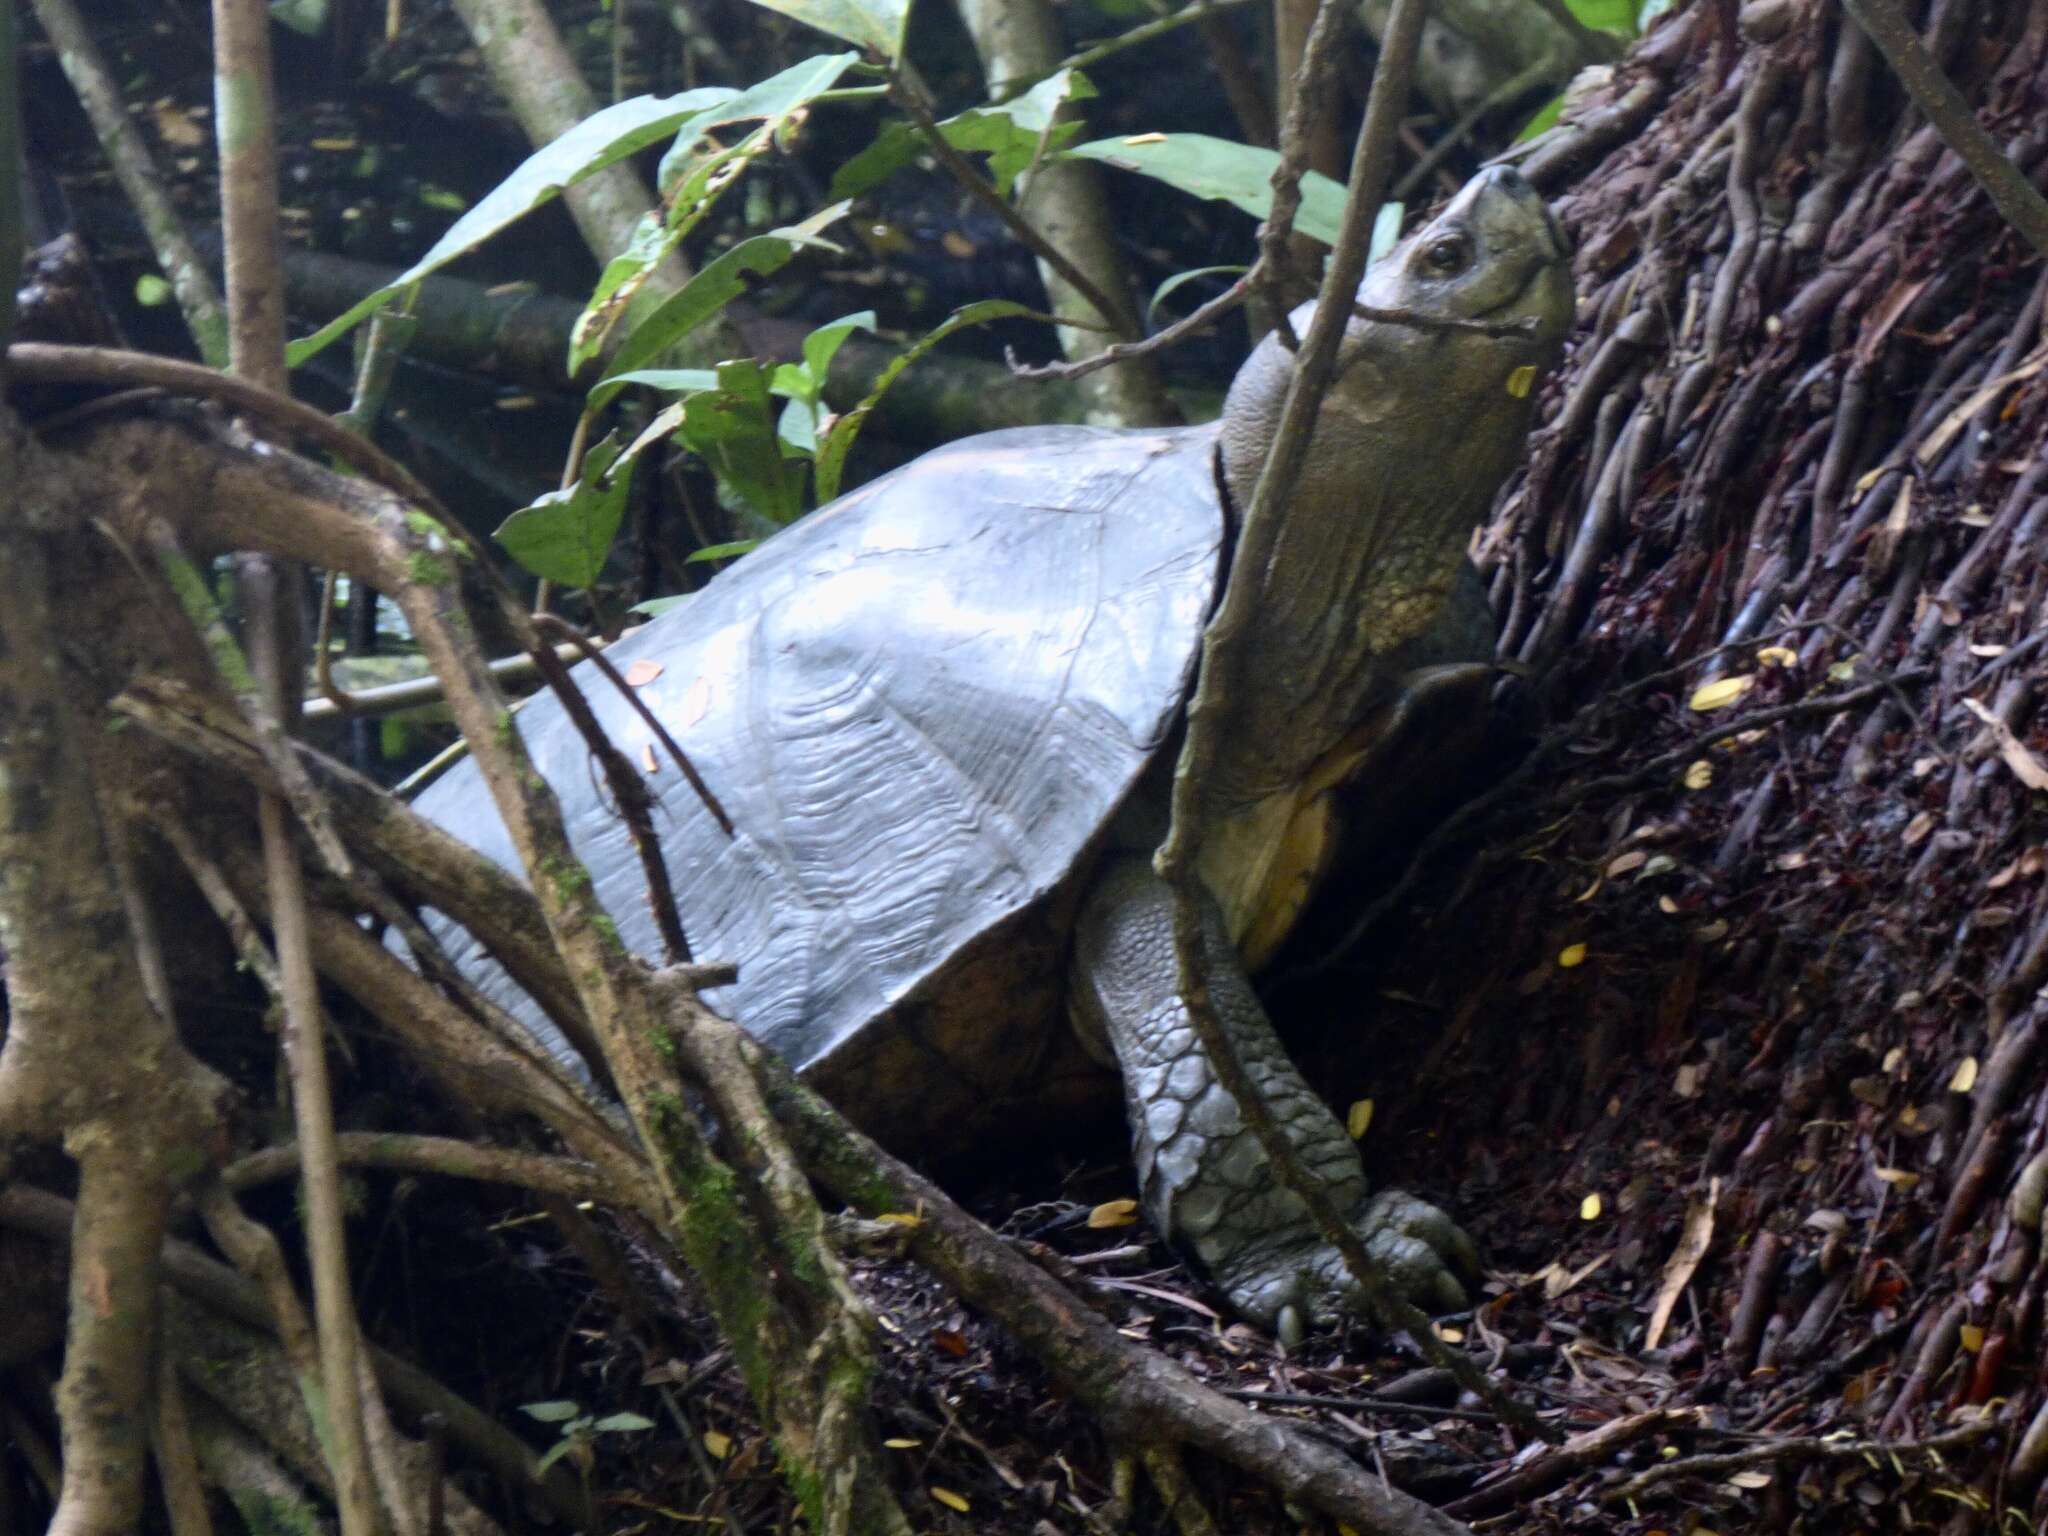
[1070,855,1475,1343]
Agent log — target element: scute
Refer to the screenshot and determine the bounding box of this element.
[412,423,1226,1149]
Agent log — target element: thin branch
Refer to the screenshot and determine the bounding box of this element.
[1009,278,1249,382]
[989,0,1261,104]
[1154,0,1546,1442]
[1840,0,2048,261]
[224,1134,612,1205]
[890,81,1140,341]
[27,0,229,363]
[1604,1416,1998,1503]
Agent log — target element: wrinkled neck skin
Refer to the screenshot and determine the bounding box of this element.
[1207,318,1547,812]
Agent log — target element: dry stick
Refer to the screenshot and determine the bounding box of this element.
[890,81,1140,341]
[1153,0,1545,1445]
[1605,1416,1998,1504]
[1839,0,2048,262]
[1442,1406,1698,1520]
[987,0,1260,104]
[529,613,733,834]
[9,343,451,521]
[28,0,229,365]
[213,5,376,1525]
[1010,277,1250,383]
[223,1134,612,1206]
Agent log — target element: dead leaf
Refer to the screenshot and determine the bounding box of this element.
[624,658,664,686]
[1872,1166,1920,1189]
[1960,1324,1985,1353]
[1607,850,1649,878]
[1560,943,1589,969]
[1347,1099,1374,1139]
[1962,697,2048,790]
[929,1328,971,1358]
[1674,1063,1701,1098]
[1949,1056,1979,1093]
[1917,342,2048,465]
[884,1438,922,1450]
[1087,1199,1139,1229]
[703,1430,731,1459]
[1580,1192,1603,1221]
[1726,1469,1772,1490]
[1903,811,1936,847]
[1644,1176,1719,1351]
[641,742,658,772]
[1683,760,1714,790]
[1689,675,1754,711]
[681,675,713,725]
[929,1487,970,1513]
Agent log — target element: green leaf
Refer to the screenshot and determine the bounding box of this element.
[801,310,877,385]
[601,368,725,396]
[685,540,762,564]
[494,434,633,588]
[1145,264,1244,327]
[134,273,173,307]
[289,58,855,366]
[520,1401,584,1424]
[534,1441,577,1477]
[591,1412,657,1434]
[588,204,850,412]
[1565,0,1638,32]
[1369,200,1405,263]
[677,361,807,525]
[630,593,692,616]
[655,53,860,203]
[813,299,1032,503]
[289,86,738,365]
[832,69,1090,200]
[1515,93,1566,143]
[1063,134,1347,245]
[733,0,910,59]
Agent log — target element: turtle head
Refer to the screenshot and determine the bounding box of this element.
[1220,165,1573,516]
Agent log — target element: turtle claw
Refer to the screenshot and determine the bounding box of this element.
[1219,1190,1479,1341]
[1357,1188,1478,1313]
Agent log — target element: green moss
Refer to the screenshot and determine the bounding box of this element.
[590,912,624,953]
[407,551,453,588]
[494,711,517,747]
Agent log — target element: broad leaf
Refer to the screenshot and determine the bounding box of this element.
[832,69,1092,201]
[813,299,1032,503]
[290,57,856,366]
[775,310,877,453]
[678,361,807,525]
[734,0,910,59]
[588,204,850,412]
[495,434,632,588]
[1063,133,1347,245]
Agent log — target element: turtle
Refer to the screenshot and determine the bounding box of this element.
[413,165,1573,1340]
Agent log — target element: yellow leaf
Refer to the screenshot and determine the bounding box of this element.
[1873,1166,1919,1188]
[1433,1323,1464,1343]
[1960,1324,1985,1353]
[1756,646,1798,668]
[1559,943,1588,968]
[703,1430,731,1460]
[1121,132,1168,145]
[1683,760,1713,790]
[930,1487,970,1513]
[876,1211,923,1227]
[1347,1099,1374,1139]
[1950,1056,1979,1093]
[883,1438,922,1450]
[1506,364,1537,399]
[1580,1192,1603,1220]
[1087,1199,1139,1229]
[1689,675,1755,711]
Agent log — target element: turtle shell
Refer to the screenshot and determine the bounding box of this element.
[413,423,1225,1152]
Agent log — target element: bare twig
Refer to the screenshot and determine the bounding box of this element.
[223,1134,613,1205]
[1154,0,1546,1441]
[890,80,1139,341]
[1605,1416,1998,1503]
[28,0,228,363]
[1008,278,1249,382]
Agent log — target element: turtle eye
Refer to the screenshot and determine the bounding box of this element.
[1423,234,1468,273]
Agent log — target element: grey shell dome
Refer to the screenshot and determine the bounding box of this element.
[412,423,1225,1147]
